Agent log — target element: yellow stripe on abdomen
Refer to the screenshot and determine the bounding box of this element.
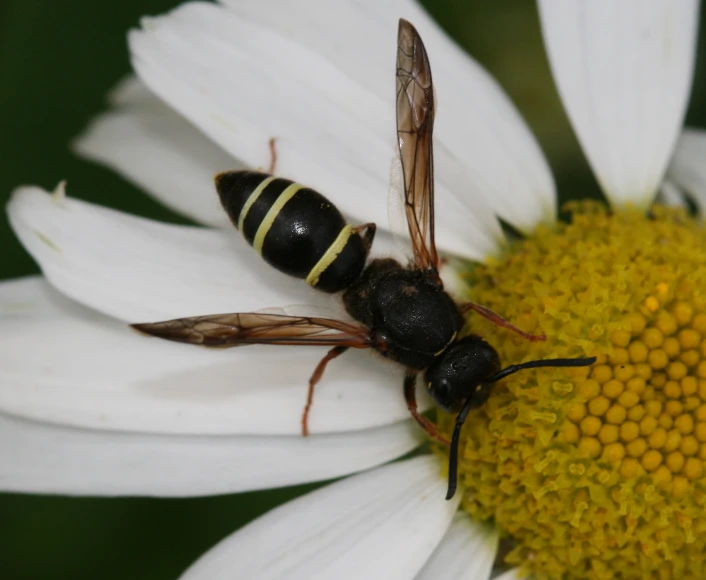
[252,183,304,254]
[306,225,355,287]
[237,175,275,231]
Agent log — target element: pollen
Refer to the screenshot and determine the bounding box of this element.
[443,203,706,580]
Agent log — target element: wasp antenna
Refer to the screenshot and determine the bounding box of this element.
[445,394,477,501]
[445,355,596,500]
[486,356,597,385]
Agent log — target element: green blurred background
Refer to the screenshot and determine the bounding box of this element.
[1,1,705,578]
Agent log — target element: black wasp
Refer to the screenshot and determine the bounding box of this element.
[134,20,596,500]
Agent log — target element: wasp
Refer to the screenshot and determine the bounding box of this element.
[133,19,596,500]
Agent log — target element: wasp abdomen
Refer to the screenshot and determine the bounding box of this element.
[216,171,368,293]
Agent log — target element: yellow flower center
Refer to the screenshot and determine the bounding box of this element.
[443,202,706,580]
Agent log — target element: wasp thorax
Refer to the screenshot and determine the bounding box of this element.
[424,335,501,412]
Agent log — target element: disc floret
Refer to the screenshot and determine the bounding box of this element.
[446,202,706,580]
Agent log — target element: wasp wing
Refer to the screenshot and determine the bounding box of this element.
[132,312,372,348]
[395,19,438,273]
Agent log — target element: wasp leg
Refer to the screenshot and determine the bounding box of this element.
[354,223,377,252]
[460,301,546,342]
[302,346,349,436]
[267,137,278,174]
[403,372,450,446]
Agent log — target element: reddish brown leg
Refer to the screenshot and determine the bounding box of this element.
[354,222,376,252]
[267,137,278,174]
[460,301,546,342]
[302,346,348,436]
[404,373,450,446]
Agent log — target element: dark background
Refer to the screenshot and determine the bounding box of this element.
[1,1,705,578]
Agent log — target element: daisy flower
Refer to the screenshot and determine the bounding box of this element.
[3,0,705,578]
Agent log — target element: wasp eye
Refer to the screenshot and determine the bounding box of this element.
[424,336,501,412]
[426,375,459,412]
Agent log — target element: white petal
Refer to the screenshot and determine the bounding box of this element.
[657,179,686,208]
[0,411,421,496]
[0,276,429,435]
[7,185,328,322]
[181,456,459,580]
[74,77,239,228]
[539,0,699,208]
[666,128,706,215]
[219,0,557,233]
[107,74,156,107]
[129,1,509,260]
[414,513,498,580]
[492,570,522,580]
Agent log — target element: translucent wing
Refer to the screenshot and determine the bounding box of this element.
[396,19,438,272]
[132,312,372,348]
[387,152,415,264]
